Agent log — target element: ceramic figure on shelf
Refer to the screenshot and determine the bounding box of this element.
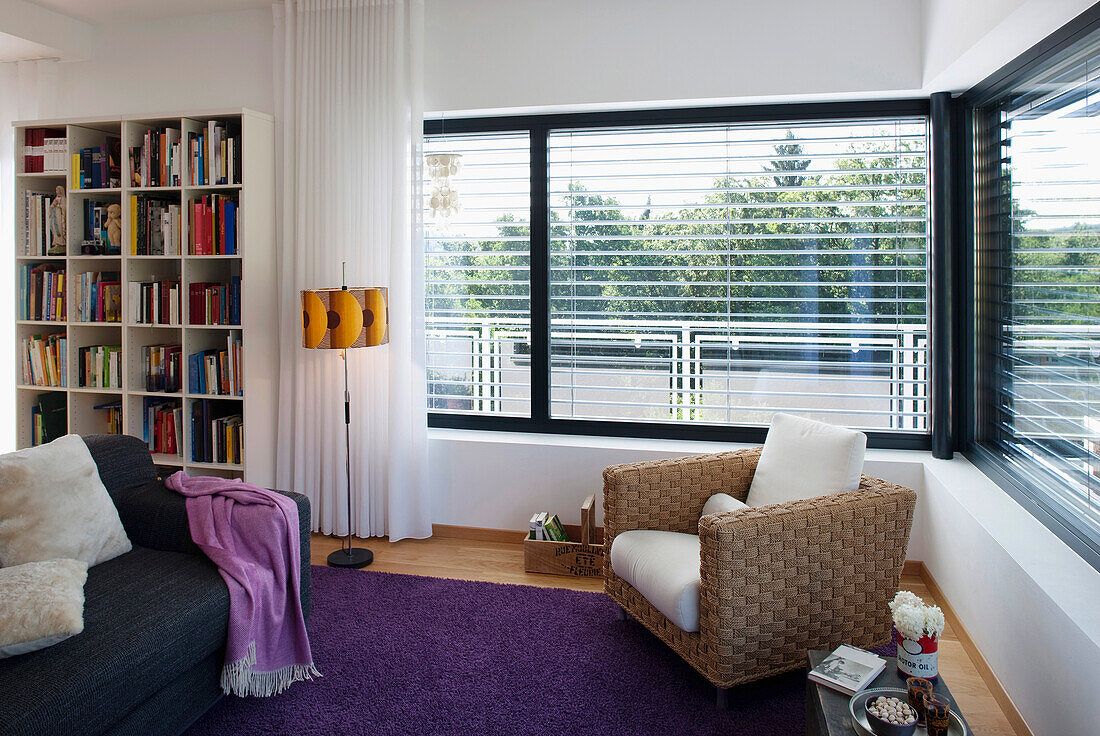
[105,203,122,255]
[48,185,66,255]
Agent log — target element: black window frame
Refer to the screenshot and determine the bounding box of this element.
[425,99,939,451]
[961,1,1100,572]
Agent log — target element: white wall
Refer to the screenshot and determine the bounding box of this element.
[424,0,924,113]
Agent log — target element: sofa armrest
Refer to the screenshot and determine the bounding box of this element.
[696,476,916,683]
[114,481,313,620]
[82,434,158,503]
[602,448,761,569]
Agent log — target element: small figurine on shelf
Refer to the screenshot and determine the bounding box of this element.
[105,203,122,255]
[48,185,65,255]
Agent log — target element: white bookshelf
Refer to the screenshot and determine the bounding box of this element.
[13,109,276,483]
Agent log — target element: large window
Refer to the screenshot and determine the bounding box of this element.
[424,105,932,445]
[968,9,1100,559]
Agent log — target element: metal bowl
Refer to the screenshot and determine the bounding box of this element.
[864,697,917,736]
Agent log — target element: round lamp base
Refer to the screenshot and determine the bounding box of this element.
[327,547,373,569]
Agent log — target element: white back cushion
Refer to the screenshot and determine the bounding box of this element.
[0,434,131,567]
[700,492,748,519]
[745,413,867,507]
[610,530,702,632]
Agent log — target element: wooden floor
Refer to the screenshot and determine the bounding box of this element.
[312,533,1019,736]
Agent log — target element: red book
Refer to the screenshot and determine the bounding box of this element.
[217,197,226,255]
[205,196,213,255]
[189,282,204,324]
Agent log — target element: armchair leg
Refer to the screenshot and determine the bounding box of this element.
[716,686,732,710]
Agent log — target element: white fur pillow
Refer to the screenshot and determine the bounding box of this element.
[0,434,131,567]
[0,558,88,658]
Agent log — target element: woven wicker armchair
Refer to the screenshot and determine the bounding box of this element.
[603,447,916,703]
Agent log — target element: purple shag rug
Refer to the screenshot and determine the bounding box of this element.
[185,566,895,736]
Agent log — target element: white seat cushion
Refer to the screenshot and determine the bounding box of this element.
[700,492,748,518]
[746,412,867,508]
[610,530,701,632]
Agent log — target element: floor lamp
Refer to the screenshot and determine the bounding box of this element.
[301,269,389,569]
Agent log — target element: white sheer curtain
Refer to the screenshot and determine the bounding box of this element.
[272,0,430,541]
[0,60,59,454]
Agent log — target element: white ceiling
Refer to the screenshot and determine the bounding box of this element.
[26,0,270,24]
[0,28,56,60]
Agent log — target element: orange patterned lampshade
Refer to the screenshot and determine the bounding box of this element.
[301,287,389,350]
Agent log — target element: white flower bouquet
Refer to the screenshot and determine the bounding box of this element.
[888,590,945,641]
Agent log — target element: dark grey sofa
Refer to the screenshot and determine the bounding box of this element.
[0,434,312,736]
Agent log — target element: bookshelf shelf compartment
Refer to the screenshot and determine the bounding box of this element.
[13,110,274,478]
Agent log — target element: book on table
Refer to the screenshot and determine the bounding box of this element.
[807,644,886,696]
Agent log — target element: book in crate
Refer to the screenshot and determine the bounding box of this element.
[189,278,241,325]
[71,137,122,189]
[21,334,67,387]
[23,189,64,256]
[75,271,122,323]
[131,127,181,188]
[129,279,181,325]
[22,128,66,173]
[144,344,182,393]
[191,400,242,464]
[20,264,65,321]
[78,345,121,389]
[188,193,238,255]
[143,398,182,456]
[130,195,181,255]
[188,335,242,396]
[187,120,241,186]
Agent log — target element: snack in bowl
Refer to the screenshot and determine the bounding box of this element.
[865,695,918,736]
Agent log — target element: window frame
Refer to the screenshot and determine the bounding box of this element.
[425,99,935,450]
[961,2,1100,572]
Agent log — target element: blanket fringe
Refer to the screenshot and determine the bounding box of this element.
[221,640,322,697]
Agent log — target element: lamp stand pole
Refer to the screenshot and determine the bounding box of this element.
[326,347,374,569]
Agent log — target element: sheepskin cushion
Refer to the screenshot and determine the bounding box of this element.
[746,413,867,507]
[0,558,88,658]
[0,434,131,567]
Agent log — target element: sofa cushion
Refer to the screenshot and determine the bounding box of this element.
[700,492,748,519]
[0,434,131,567]
[746,412,867,507]
[610,530,702,632]
[0,545,228,736]
[0,559,88,659]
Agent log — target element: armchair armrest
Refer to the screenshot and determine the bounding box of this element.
[602,448,761,557]
[696,476,916,684]
[114,481,314,620]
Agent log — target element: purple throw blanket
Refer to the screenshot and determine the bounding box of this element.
[166,471,320,696]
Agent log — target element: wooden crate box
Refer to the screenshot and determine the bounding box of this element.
[523,495,605,578]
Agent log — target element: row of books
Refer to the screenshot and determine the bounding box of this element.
[189,194,238,255]
[132,128,181,188]
[190,121,241,186]
[71,137,122,190]
[144,398,183,456]
[31,392,66,446]
[23,128,67,173]
[130,279,182,325]
[192,401,243,464]
[82,200,120,255]
[188,335,243,396]
[528,512,569,541]
[75,271,122,323]
[95,401,123,435]
[21,334,67,387]
[21,264,65,321]
[144,344,182,393]
[189,279,241,326]
[78,345,122,389]
[131,195,181,255]
[23,190,62,256]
